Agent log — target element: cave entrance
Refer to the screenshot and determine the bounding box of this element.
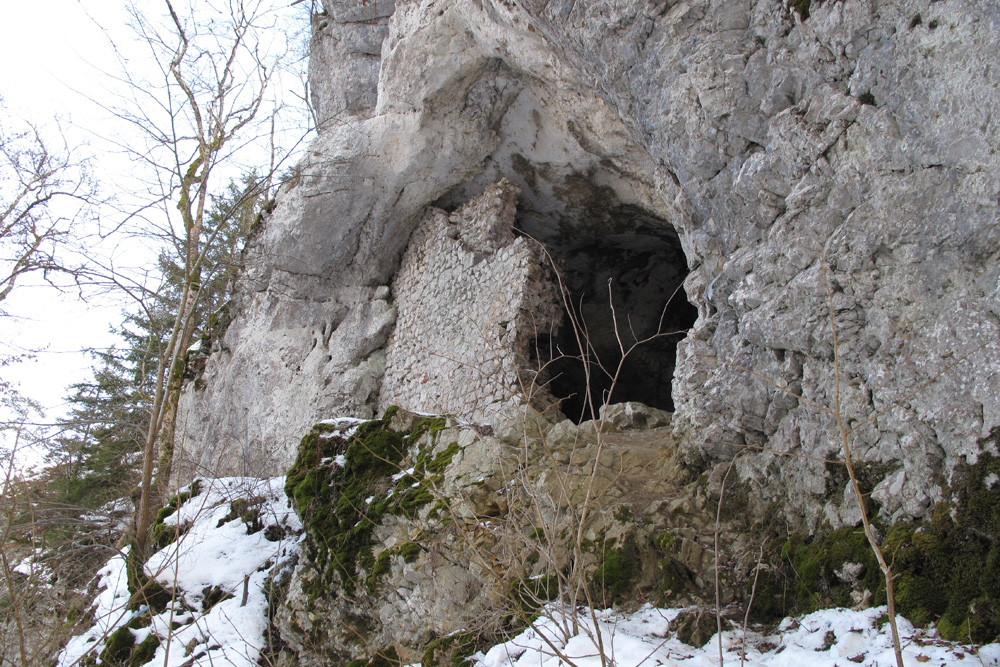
[431,80,698,424]
[530,204,697,424]
[438,173,697,425]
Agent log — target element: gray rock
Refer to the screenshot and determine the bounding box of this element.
[179,0,1000,543]
[600,402,673,431]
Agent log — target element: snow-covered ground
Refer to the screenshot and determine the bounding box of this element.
[56,477,301,667]
[55,474,1000,667]
[474,605,1000,667]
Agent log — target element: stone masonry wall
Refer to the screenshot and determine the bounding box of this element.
[378,180,563,422]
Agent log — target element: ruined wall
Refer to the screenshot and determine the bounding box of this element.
[177,0,1000,533]
[379,180,562,422]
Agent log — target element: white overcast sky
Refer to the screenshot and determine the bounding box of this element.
[1,1,134,422]
[0,0,311,461]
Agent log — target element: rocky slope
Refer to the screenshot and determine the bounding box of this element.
[170,0,1000,660]
[52,457,1000,667]
[275,406,728,665]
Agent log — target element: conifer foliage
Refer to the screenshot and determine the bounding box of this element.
[49,174,267,511]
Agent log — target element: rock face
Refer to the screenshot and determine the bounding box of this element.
[178,0,1000,551]
[277,407,728,665]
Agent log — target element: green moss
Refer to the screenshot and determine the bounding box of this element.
[764,442,1000,642]
[218,496,266,533]
[658,558,697,600]
[284,409,452,600]
[614,506,634,522]
[367,646,401,666]
[365,541,424,595]
[510,575,558,616]
[428,499,449,520]
[421,631,479,666]
[594,537,639,602]
[125,547,174,613]
[369,550,392,584]
[155,506,176,524]
[783,526,882,612]
[179,478,203,504]
[873,449,1000,642]
[653,531,677,554]
[149,479,203,549]
[126,614,151,630]
[398,541,421,562]
[427,442,460,475]
[823,460,894,508]
[151,520,190,550]
[747,567,790,624]
[650,531,697,602]
[398,486,434,517]
[99,627,135,666]
[129,634,161,667]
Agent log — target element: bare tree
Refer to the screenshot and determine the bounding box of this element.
[93,0,308,593]
[0,108,95,309]
[0,397,98,667]
[0,114,97,658]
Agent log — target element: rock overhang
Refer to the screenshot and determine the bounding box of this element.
[177,0,1000,539]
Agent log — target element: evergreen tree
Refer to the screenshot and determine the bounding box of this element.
[46,174,267,510]
[50,306,171,508]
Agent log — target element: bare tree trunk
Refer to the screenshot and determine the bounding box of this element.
[126,0,275,597]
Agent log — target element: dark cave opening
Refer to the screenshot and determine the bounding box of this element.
[424,75,702,424]
[526,208,697,424]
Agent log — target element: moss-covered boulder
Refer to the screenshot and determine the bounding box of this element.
[280,408,483,665]
[284,407,448,597]
[755,449,1000,643]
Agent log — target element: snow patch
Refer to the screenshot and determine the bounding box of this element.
[316,416,368,439]
[392,466,416,481]
[57,476,301,667]
[470,605,1000,667]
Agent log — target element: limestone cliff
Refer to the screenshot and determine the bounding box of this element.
[172,0,1000,609]
[177,0,1000,530]
[166,0,1000,660]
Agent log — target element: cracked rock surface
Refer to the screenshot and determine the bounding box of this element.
[177,0,1000,529]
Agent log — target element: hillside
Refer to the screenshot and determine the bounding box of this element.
[22,0,1000,664]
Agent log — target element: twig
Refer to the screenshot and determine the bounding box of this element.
[741,539,767,667]
[716,455,740,667]
[820,258,905,667]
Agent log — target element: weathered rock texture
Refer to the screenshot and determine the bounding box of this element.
[277,407,733,665]
[178,0,1000,539]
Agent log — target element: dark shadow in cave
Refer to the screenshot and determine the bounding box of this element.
[526,208,697,424]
